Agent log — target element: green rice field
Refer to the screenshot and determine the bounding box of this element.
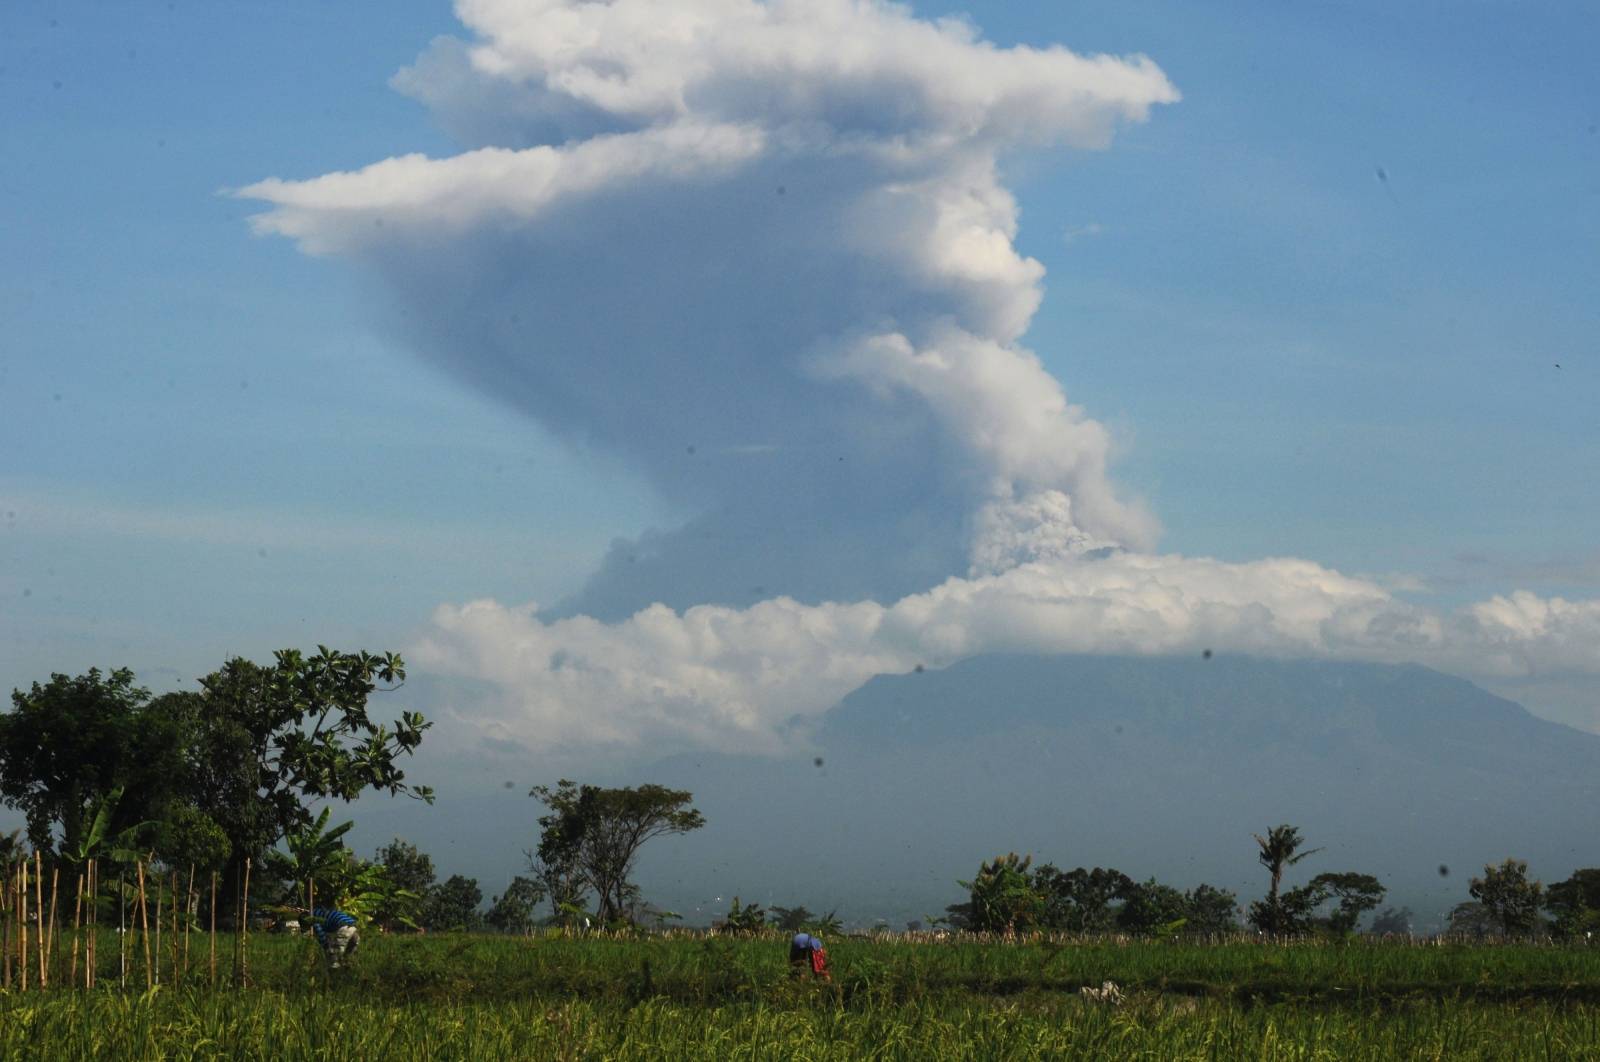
[5,931,1600,1059]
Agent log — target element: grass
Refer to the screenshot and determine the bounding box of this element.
[5,930,1600,1059]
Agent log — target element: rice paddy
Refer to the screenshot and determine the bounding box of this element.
[5,930,1600,1059]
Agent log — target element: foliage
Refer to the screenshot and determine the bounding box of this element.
[1469,859,1545,936]
[486,876,546,934]
[721,896,768,935]
[1248,825,1323,934]
[529,780,705,924]
[0,668,188,856]
[1115,878,1189,936]
[372,838,435,930]
[1545,869,1600,939]
[958,853,1043,933]
[423,875,485,932]
[260,808,418,928]
[58,785,153,868]
[1034,865,1132,932]
[767,904,814,932]
[1183,884,1240,935]
[8,933,1600,1061]
[148,802,232,872]
[1368,906,1414,935]
[1449,901,1498,938]
[1308,872,1386,934]
[168,648,433,891]
[803,909,844,937]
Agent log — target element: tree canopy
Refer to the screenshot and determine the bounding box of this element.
[0,668,188,858]
[530,780,705,925]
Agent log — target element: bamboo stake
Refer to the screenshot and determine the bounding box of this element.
[169,871,178,987]
[209,870,217,988]
[20,854,28,991]
[46,864,59,988]
[87,859,97,989]
[183,865,195,982]
[3,860,11,990]
[35,851,44,988]
[70,869,83,989]
[239,857,252,988]
[136,860,152,990]
[119,867,126,990]
[153,870,162,986]
[152,870,161,985]
[2,860,9,990]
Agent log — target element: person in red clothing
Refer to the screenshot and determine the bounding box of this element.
[789,932,830,980]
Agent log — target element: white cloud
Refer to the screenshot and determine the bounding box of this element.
[239,121,767,255]
[241,1,1600,756]
[240,0,1176,613]
[412,551,1600,754]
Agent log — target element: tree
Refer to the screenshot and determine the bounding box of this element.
[1253,882,1323,935]
[1116,879,1189,936]
[1368,906,1413,936]
[148,803,232,873]
[486,876,546,934]
[1307,872,1385,934]
[1545,869,1600,938]
[722,896,767,934]
[1449,901,1497,938]
[768,904,815,932]
[167,648,433,896]
[1469,859,1544,936]
[423,875,484,932]
[530,780,705,925]
[958,853,1043,933]
[1034,865,1133,932]
[528,844,587,924]
[372,839,435,931]
[1249,825,1323,934]
[0,668,189,855]
[1183,884,1240,935]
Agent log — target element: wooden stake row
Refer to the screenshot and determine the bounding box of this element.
[0,854,239,992]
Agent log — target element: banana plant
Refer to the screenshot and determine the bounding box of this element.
[270,808,419,928]
[62,787,151,866]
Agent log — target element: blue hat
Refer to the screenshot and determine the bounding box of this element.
[792,932,814,948]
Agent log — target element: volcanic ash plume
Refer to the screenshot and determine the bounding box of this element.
[242,0,1176,616]
[242,1,1600,753]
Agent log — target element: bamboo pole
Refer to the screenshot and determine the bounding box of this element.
[2,860,10,990]
[209,870,217,988]
[239,857,252,988]
[136,860,152,990]
[87,859,97,989]
[183,866,195,982]
[70,869,83,989]
[20,854,28,991]
[169,871,178,987]
[3,860,11,990]
[153,870,162,987]
[119,867,126,990]
[35,851,44,988]
[46,863,59,988]
[152,870,160,985]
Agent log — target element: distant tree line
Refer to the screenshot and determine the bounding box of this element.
[6,662,1600,938]
[0,654,432,923]
[946,825,1600,940]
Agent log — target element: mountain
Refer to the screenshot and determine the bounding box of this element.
[632,654,1600,930]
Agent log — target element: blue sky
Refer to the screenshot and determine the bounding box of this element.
[3,0,1597,752]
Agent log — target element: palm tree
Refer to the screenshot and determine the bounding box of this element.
[1252,825,1322,931]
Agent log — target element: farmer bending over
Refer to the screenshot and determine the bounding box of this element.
[310,906,359,969]
[788,933,830,980]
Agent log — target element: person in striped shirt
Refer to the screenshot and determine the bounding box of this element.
[308,906,359,969]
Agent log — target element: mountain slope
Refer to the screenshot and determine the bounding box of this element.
[635,654,1600,929]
